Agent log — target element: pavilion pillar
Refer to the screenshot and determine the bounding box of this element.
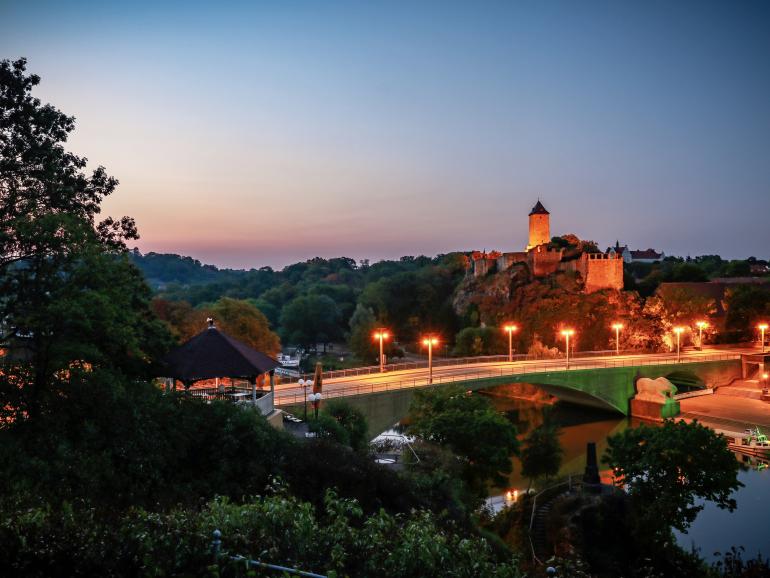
[251,377,257,404]
[269,370,275,395]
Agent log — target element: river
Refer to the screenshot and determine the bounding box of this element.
[482,388,770,561]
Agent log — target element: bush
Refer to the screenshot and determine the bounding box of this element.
[0,491,524,577]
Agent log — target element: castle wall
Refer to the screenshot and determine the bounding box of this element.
[579,253,624,293]
[473,258,497,277]
[497,252,527,272]
[528,213,550,250]
[528,246,563,277]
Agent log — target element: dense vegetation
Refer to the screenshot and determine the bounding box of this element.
[132,247,770,365]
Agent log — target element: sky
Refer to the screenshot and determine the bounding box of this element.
[2,0,769,269]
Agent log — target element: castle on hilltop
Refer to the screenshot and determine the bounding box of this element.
[471,201,624,293]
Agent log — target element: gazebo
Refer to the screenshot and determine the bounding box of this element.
[161,319,281,419]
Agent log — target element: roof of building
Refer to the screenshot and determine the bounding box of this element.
[607,242,629,254]
[529,200,549,216]
[162,323,280,384]
[630,248,664,260]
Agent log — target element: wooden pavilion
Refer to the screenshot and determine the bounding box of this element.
[161,319,281,420]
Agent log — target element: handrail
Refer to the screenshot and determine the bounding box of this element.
[527,475,582,566]
[275,352,740,406]
[299,348,652,381]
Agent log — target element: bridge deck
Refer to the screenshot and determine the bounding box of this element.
[274,349,747,408]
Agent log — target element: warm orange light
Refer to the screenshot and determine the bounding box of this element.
[758,323,769,331]
[696,321,708,329]
[611,323,623,330]
[503,324,518,333]
[372,330,390,341]
[422,337,439,346]
[763,373,769,380]
[560,329,575,337]
[673,326,685,335]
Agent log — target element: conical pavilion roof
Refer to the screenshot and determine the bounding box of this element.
[529,200,549,216]
[162,325,280,384]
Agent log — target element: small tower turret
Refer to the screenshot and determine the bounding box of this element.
[527,200,550,250]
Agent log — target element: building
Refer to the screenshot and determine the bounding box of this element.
[629,248,665,263]
[607,241,632,263]
[472,201,624,293]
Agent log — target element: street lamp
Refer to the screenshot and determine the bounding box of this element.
[503,324,518,362]
[696,321,708,351]
[422,336,439,384]
[308,391,323,419]
[673,326,685,363]
[611,323,623,356]
[299,378,313,421]
[372,328,390,373]
[561,329,575,369]
[758,323,769,354]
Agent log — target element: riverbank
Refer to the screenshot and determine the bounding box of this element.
[677,394,770,434]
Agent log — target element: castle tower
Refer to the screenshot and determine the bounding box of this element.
[527,200,550,250]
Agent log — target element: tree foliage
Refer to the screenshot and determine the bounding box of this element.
[0,58,172,419]
[520,422,563,489]
[603,420,741,542]
[406,387,519,499]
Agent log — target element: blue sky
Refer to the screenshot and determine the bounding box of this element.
[2,1,769,268]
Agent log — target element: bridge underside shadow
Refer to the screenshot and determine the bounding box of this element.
[460,359,741,416]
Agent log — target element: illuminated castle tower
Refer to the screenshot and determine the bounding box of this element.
[527,200,550,250]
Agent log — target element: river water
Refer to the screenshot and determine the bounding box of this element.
[483,389,770,561]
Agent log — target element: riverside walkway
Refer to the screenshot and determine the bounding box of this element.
[273,347,751,414]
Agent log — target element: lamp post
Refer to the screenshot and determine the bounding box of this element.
[759,323,768,354]
[673,327,685,363]
[503,324,518,362]
[373,328,390,373]
[308,392,323,419]
[762,372,769,397]
[696,321,708,351]
[561,329,575,369]
[299,378,313,421]
[611,323,623,356]
[422,336,439,384]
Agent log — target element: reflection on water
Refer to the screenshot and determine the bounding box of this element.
[485,392,630,492]
[483,384,770,560]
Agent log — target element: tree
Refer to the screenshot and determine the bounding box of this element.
[603,420,741,544]
[520,422,563,490]
[453,326,505,356]
[279,294,341,351]
[406,386,519,500]
[724,285,770,340]
[208,297,281,355]
[0,58,171,419]
[322,399,369,451]
[348,303,378,362]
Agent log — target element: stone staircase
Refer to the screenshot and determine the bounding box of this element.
[531,501,553,561]
[716,379,765,400]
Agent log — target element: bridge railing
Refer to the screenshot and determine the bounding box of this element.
[300,348,652,381]
[275,352,740,406]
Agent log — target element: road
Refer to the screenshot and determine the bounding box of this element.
[273,346,753,406]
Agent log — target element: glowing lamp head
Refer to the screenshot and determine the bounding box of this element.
[758,323,769,331]
[422,337,439,347]
[673,326,685,335]
[611,323,623,330]
[560,329,575,337]
[503,324,518,333]
[696,321,708,329]
[372,330,390,341]
[763,373,769,380]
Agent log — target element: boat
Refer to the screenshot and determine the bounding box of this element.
[724,426,770,459]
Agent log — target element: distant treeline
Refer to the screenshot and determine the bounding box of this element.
[131,250,770,360]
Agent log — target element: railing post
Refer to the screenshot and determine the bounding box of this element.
[212,529,222,563]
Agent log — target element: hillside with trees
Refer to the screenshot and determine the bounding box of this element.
[133,243,770,366]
